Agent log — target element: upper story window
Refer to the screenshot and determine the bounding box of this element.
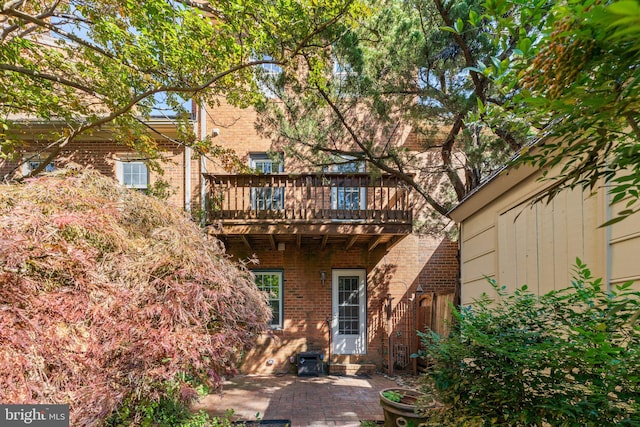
[331,57,355,96]
[116,160,148,190]
[22,154,55,176]
[332,60,352,81]
[250,152,283,174]
[324,155,366,211]
[255,56,283,98]
[254,270,284,329]
[417,67,445,107]
[250,153,284,210]
[324,155,365,173]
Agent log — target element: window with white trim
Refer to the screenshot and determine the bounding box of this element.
[254,270,283,329]
[116,160,149,190]
[250,153,284,210]
[255,56,283,98]
[333,59,352,81]
[332,57,354,95]
[325,155,366,210]
[22,154,55,176]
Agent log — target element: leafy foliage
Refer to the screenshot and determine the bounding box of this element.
[418,260,640,425]
[481,0,640,223]
[0,167,271,425]
[0,0,363,177]
[256,0,536,231]
[107,375,235,427]
[381,390,404,403]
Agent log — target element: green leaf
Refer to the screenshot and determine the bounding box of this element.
[607,1,640,16]
[440,25,458,34]
[469,10,479,26]
[600,215,632,227]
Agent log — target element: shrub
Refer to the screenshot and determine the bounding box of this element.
[0,167,271,425]
[418,259,640,426]
[106,374,234,427]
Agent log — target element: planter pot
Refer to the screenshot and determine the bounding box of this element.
[379,388,432,427]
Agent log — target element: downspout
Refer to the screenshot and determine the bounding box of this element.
[199,102,208,226]
[457,223,462,306]
[184,114,193,213]
[326,318,331,374]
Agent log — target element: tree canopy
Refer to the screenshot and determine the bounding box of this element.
[0,0,363,178]
[256,0,640,228]
[483,0,640,225]
[255,0,537,231]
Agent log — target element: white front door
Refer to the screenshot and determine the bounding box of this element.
[332,269,367,355]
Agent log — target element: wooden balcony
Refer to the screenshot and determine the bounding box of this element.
[204,173,413,251]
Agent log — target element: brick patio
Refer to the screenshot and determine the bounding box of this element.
[193,374,398,426]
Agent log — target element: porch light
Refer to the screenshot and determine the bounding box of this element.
[320,270,327,286]
[415,284,424,295]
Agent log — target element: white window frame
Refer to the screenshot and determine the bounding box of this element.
[116,160,149,190]
[250,153,284,210]
[21,154,55,176]
[325,155,366,211]
[255,56,283,98]
[254,270,284,329]
[332,57,354,95]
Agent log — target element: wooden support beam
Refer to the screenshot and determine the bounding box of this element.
[385,235,405,252]
[320,234,329,250]
[268,234,277,251]
[215,222,412,236]
[368,235,385,252]
[296,234,302,249]
[345,235,359,250]
[239,235,252,251]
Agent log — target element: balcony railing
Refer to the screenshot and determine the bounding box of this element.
[204,173,413,223]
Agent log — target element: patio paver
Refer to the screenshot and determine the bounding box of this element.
[193,374,398,427]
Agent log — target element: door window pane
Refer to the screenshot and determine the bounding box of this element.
[338,276,360,335]
[327,156,365,211]
[336,187,361,210]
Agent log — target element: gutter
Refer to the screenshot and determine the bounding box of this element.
[199,103,208,225]
[185,129,193,213]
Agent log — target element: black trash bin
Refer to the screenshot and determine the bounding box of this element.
[297,352,322,376]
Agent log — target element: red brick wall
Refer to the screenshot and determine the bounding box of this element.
[3,102,461,376]
[203,100,273,172]
[225,234,458,374]
[0,140,196,210]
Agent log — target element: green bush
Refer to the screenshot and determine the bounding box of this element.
[107,374,206,427]
[418,259,640,426]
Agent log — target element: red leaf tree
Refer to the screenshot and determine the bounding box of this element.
[0,168,271,425]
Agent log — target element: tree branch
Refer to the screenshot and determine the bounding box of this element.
[433,0,487,103]
[625,113,640,139]
[5,7,116,60]
[441,113,467,200]
[314,82,449,216]
[0,63,103,98]
[493,126,523,152]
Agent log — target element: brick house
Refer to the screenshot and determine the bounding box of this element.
[1,101,459,375]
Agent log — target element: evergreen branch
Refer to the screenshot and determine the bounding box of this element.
[314,81,449,216]
[441,113,467,200]
[433,0,488,103]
